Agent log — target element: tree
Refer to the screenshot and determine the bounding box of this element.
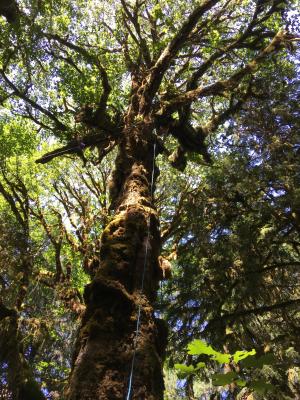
[0,1,299,399]
[160,53,300,399]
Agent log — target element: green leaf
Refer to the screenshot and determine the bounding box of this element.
[258,353,277,365]
[212,371,238,386]
[249,380,274,394]
[236,379,247,387]
[151,4,163,19]
[187,339,231,364]
[196,362,206,369]
[174,361,206,377]
[233,349,256,363]
[187,339,217,356]
[241,353,276,368]
[174,364,195,375]
[259,225,274,240]
[212,353,231,364]
[276,2,287,9]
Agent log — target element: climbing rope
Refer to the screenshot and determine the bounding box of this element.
[126,140,157,400]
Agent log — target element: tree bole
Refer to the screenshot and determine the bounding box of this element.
[66,122,166,399]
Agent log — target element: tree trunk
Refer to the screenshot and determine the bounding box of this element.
[2,316,46,400]
[66,120,167,399]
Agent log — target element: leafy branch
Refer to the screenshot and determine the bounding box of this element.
[175,339,278,395]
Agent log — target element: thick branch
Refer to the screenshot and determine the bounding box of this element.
[95,64,111,117]
[140,0,220,113]
[181,3,263,121]
[163,30,290,111]
[35,132,117,164]
[0,302,17,320]
[0,180,25,228]
[45,33,112,115]
[208,298,300,326]
[44,33,97,62]
[0,70,67,131]
[0,0,19,23]
[120,0,152,67]
[1,172,29,224]
[199,82,253,136]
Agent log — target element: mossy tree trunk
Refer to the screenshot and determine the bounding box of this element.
[66,118,167,400]
[1,315,46,400]
[0,178,46,400]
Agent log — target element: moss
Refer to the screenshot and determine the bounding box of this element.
[101,215,126,242]
[89,319,113,338]
[80,319,93,339]
[110,242,131,255]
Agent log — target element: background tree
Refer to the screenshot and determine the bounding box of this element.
[160,49,300,399]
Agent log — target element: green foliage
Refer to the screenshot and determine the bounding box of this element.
[248,380,275,395]
[212,371,238,386]
[187,339,256,364]
[174,363,204,376]
[175,339,276,395]
[241,353,277,368]
[160,48,300,397]
[0,117,38,158]
[0,0,299,397]
[233,349,257,363]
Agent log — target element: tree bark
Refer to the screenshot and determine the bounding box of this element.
[66,120,167,399]
[0,178,45,400]
[1,316,46,400]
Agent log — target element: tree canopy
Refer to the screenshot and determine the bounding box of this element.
[0,0,299,399]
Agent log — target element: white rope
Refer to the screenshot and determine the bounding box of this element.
[126,141,157,400]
